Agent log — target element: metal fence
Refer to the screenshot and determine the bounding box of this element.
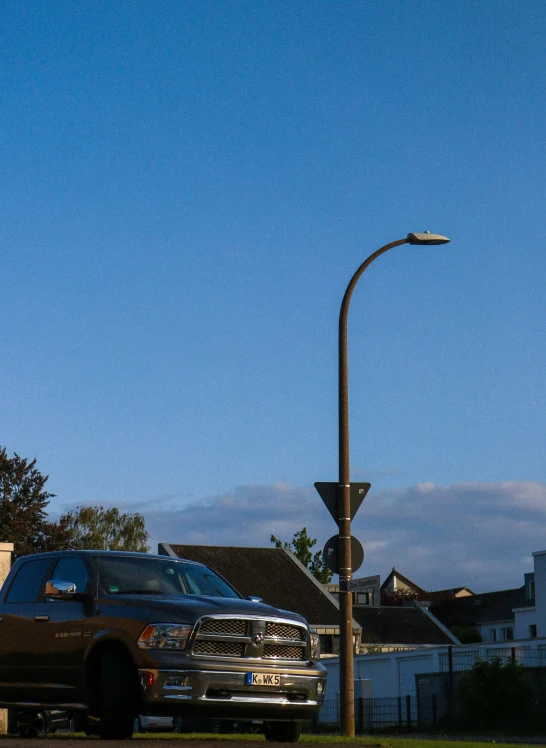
[314,696,416,733]
[439,645,546,672]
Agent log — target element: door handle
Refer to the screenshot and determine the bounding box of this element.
[35,615,49,622]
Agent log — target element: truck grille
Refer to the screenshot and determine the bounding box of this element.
[265,622,305,641]
[191,616,308,661]
[193,640,245,657]
[199,619,247,637]
[264,644,305,660]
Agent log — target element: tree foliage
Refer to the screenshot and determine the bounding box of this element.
[380,588,421,606]
[60,505,150,552]
[0,447,74,558]
[270,527,332,584]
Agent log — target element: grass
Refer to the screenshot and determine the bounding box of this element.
[32,733,546,747]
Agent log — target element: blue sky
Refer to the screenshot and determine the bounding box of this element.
[2,1,545,592]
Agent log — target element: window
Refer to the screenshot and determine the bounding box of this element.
[319,635,333,654]
[529,624,537,638]
[52,556,90,593]
[355,592,370,606]
[97,556,240,598]
[489,628,497,642]
[6,559,52,604]
[501,626,514,641]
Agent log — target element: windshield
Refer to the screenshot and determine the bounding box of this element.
[97,556,240,599]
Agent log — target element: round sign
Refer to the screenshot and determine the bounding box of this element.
[323,535,364,575]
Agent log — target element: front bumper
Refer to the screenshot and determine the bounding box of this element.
[138,666,326,720]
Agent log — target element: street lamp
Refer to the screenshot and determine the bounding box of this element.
[337,231,450,737]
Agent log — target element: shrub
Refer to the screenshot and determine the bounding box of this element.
[457,656,534,728]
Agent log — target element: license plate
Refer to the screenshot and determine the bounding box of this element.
[246,672,280,686]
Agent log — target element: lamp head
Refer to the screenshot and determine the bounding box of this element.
[407,231,450,245]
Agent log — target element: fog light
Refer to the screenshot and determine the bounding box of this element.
[317,682,325,695]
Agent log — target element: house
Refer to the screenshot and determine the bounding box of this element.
[158,543,457,654]
[380,568,474,601]
[395,558,538,644]
[430,586,528,643]
[381,567,427,598]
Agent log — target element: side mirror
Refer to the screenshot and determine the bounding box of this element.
[45,579,77,600]
[246,595,263,603]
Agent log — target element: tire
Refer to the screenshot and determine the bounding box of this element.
[264,721,302,743]
[14,710,47,738]
[133,717,144,733]
[99,649,137,740]
[173,716,185,733]
[72,712,97,735]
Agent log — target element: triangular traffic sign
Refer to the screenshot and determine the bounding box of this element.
[314,481,371,523]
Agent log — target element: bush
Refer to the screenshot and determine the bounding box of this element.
[457,656,535,729]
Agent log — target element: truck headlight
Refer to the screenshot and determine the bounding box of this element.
[309,629,320,660]
[138,623,193,650]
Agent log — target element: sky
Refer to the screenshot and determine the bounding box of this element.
[1,1,545,594]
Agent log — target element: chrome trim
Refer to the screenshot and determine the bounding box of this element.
[190,614,309,662]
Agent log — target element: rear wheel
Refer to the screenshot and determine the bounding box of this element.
[14,711,47,738]
[173,716,185,733]
[264,721,302,742]
[99,649,137,739]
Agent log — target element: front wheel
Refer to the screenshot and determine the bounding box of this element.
[99,649,138,739]
[264,721,302,742]
[14,711,47,738]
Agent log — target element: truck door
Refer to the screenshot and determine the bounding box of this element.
[0,557,54,703]
[33,555,91,703]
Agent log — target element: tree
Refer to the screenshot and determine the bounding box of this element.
[60,505,150,552]
[270,527,332,584]
[0,447,74,558]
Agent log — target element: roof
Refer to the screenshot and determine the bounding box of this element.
[161,544,342,626]
[431,586,475,597]
[430,587,526,628]
[354,605,456,645]
[380,567,426,595]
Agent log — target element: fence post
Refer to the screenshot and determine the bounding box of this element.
[432,693,437,726]
[356,697,364,734]
[398,696,403,728]
[406,695,411,732]
[447,645,454,716]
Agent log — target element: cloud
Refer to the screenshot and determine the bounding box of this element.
[57,480,546,595]
[144,483,334,551]
[352,481,546,592]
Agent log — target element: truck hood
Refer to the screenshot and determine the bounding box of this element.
[110,593,307,625]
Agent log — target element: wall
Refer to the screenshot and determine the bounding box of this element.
[322,647,440,702]
[533,550,546,637]
[0,543,13,735]
[320,637,546,720]
[479,618,515,643]
[0,543,13,589]
[514,607,537,640]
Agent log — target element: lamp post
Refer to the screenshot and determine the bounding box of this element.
[337,231,450,737]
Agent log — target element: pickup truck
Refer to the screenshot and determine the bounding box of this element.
[0,549,326,741]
